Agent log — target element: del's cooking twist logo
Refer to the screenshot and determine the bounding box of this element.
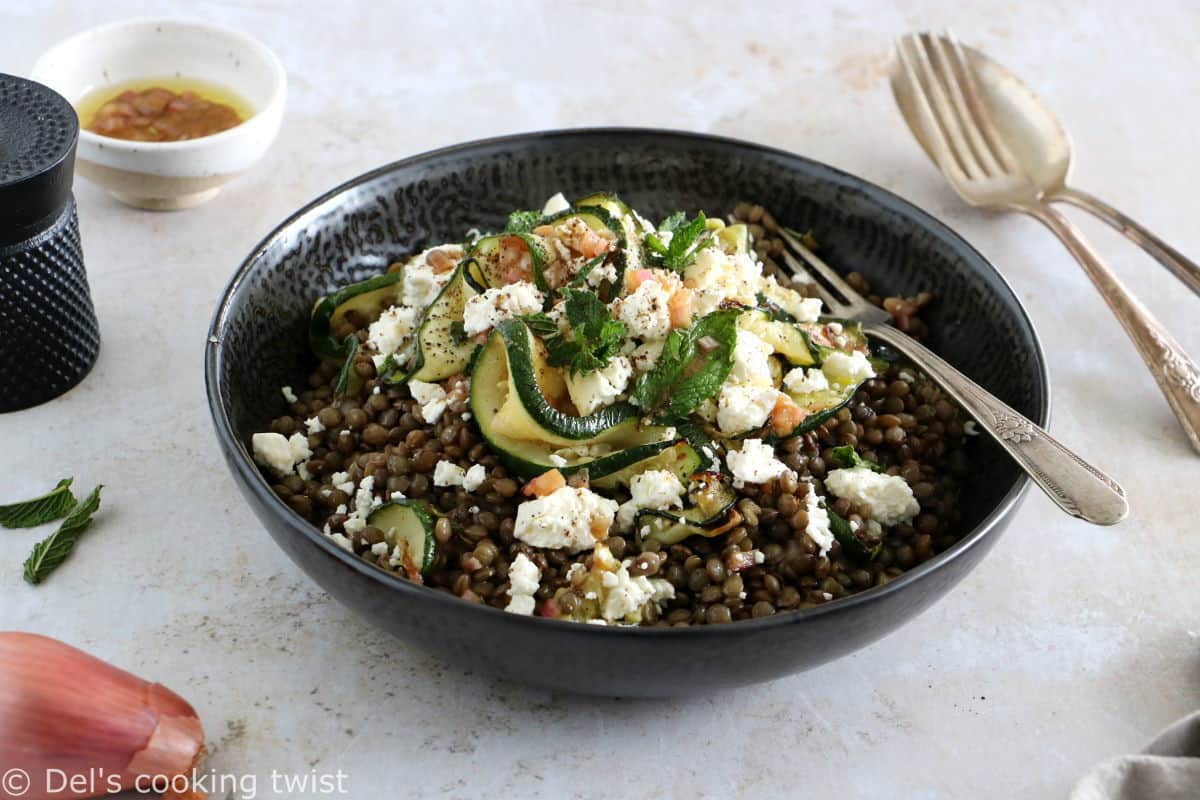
[0,766,349,798]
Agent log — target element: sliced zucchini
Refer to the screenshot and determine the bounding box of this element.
[470,320,677,478]
[828,509,882,561]
[483,320,638,443]
[739,309,817,367]
[636,472,739,546]
[470,234,551,290]
[574,193,642,284]
[367,501,436,576]
[800,318,869,361]
[779,379,861,437]
[591,442,702,490]
[716,223,752,256]
[310,271,404,360]
[381,260,484,385]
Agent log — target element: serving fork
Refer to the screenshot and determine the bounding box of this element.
[889,32,1200,454]
[776,226,1128,526]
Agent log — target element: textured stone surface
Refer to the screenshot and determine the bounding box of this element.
[2,2,1198,798]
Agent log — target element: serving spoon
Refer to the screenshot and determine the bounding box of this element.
[890,33,1200,454]
[893,36,1200,297]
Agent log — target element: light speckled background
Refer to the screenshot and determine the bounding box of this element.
[3,1,1198,798]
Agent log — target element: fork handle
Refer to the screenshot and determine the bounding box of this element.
[1026,203,1200,455]
[865,322,1128,525]
[1049,186,1200,298]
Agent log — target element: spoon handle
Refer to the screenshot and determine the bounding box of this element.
[1027,203,1200,454]
[865,323,1128,525]
[1051,186,1200,298]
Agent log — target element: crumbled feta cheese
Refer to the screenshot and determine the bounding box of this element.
[367,304,420,356]
[616,469,686,531]
[729,329,775,387]
[726,439,792,487]
[513,486,618,552]
[898,369,916,383]
[408,379,448,424]
[565,356,632,415]
[629,340,664,373]
[614,279,672,340]
[505,552,541,615]
[684,248,761,314]
[964,420,979,436]
[327,532,354,552]
[305,416,326,434]
[463,464,486,492]
[251,432,311,478]
[783,367,830,395]
[824,467,920,526]
[759,274,822,322]
[716,383,779,435]
[803,482,834,555]
[821,350,876,386]
[462,281,545,336]
[371,541,390,557]
[586,262,619,288]
[402,247,461,308]
[548,454,568,467]
[567,545,677,624]
[331,471,350,486]
[281,385,298,404]
[433,460,467,487]
[541,192,571,215]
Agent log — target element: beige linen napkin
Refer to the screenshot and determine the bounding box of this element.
[1070,711,1200,799]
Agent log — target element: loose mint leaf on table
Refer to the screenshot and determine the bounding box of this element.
[0,479,76,529]
[504,210,543,234]
[634,309,739,422]
[829,445,881,472]
[23,485,104,585]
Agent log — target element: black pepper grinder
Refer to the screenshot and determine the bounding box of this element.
[0,73,100,412]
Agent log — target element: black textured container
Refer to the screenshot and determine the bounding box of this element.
[0,74,99,413]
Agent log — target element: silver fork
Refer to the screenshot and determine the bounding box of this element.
[891,31,1200,454]
[777,227,1128,526]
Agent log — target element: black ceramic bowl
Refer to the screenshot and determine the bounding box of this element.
[205,129,1047,697]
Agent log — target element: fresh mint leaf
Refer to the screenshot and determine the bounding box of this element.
[0,479,76,529]
[505,210,543,234]
[520,313,559,339]
[334,335,359,395]
[23,485,103,585]
[532,290,627,376]
[567,255,608,289]
[829,445,881,472]
[644,211,712,271]
[634,309,739,421]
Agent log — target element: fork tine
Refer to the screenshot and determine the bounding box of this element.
[893,35,971,184]
[778,227,861,305]
[942,30,1021,174]
[901,34,986,181]
[778,248,852,317]
[922,32,1004,177]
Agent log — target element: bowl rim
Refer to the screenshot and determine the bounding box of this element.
[31,16,287,153]
[205,126,1050,637]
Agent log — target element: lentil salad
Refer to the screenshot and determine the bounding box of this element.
[251,194,971,627]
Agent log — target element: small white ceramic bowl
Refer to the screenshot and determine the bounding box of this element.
[31,19,286,210]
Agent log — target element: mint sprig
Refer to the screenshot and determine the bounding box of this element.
[0,479,76,529]
[23,485,104,585]
[644,211,712,271]
[633,308,739,421]
[535,290,628,376]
